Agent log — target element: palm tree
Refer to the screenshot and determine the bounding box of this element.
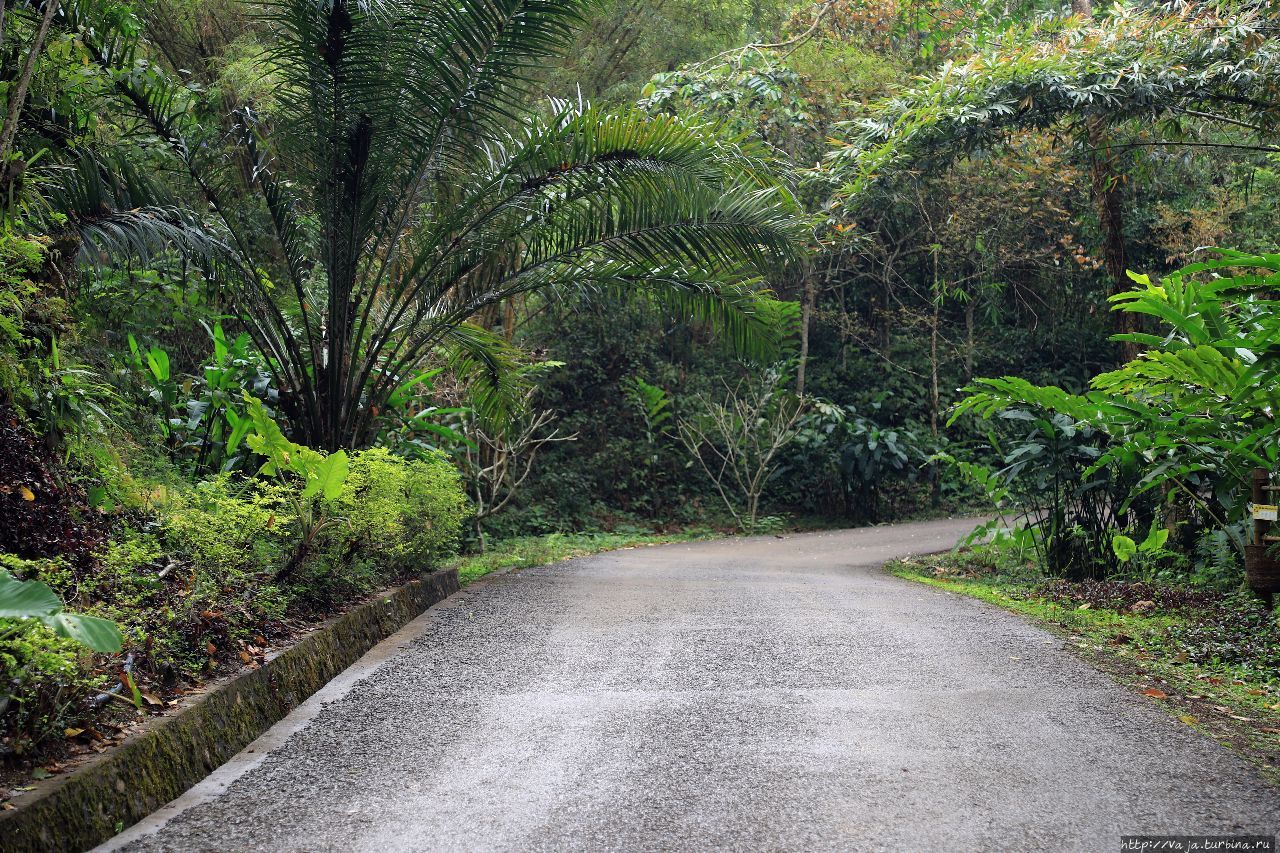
[72,0,800,451]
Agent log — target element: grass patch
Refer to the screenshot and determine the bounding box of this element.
[449,528,721,585]
[889,550,1280,786]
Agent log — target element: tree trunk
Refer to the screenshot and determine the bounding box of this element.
[1073,0,1138,362]
[797,268,814,395]
[0,0,61,202]
[964,294,975,379]
[879,276,892,357]
[929,263,941,508]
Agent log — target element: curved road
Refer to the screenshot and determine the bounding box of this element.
[106,518,1278,852]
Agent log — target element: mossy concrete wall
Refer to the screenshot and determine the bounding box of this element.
[0,569,459,853]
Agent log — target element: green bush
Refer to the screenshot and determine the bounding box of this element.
[396,452,469,566]
[1,442,468,763]
[163,476,295,585]
[302,448,468,605]
[0,619,104,758]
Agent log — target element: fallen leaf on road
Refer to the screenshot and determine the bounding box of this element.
[1179,714,1198,725]
[1141,688,1168,699]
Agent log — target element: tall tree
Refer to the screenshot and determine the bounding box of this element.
[831,2,1280,355]
[70,0,802,450]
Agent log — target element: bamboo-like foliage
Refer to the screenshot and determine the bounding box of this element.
[829,5,1280,193]
[72,0,801,450]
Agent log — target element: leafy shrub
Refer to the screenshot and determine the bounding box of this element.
[2,429,468,763]
[783,399,925,522]
[1168,595,1280,676]
[949,407,1142,580]
[952,251,1280,581]
[397,452,469,566]
[302,448,468,606]
[321,448,409,568]
[1190,527,1246,592]
[328,447,468,568]
[0,620,104,759]
[163,476,295,589]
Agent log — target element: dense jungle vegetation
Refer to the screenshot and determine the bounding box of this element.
[4,0,1280,791]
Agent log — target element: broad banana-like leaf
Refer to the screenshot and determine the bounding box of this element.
[0,571,61,617]
[302,450,349,501]
[0,571,123,652]
[40,612,124,653]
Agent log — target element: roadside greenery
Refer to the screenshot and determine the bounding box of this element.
[5,0,1280,797]
[0,0,797,781]
[949,250,1280,581]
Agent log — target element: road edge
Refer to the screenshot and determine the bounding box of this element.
[0,569,459,853]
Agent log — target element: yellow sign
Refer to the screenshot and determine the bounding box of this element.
[1252,503,1279,521]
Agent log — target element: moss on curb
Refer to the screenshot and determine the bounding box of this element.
[0,569,459,853]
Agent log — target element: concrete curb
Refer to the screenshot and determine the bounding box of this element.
[0,569,460,853]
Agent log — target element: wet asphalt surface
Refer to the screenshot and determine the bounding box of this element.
[106,518,1279,852]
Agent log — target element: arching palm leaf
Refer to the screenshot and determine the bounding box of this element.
[77,0,801,449]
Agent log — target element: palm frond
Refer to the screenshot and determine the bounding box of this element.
[41,150,233,267]
[63,0,801,450]
[439,322,526,427]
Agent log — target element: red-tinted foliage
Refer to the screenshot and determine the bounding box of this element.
[0,405,102,567]
[1030,578,1226,613]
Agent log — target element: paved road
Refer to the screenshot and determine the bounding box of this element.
[106,518,1279,852]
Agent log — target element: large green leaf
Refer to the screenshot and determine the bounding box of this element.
[302,449,349,502]
[244,396,295,475]
[39,613,124,653]
[0,571,62,617]
[1111,535,1137,563]
[0,571,123,652]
